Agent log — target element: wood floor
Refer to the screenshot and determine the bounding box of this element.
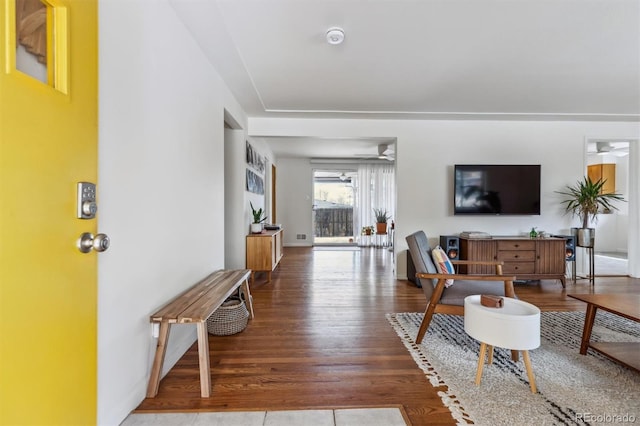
[135,247,639,425]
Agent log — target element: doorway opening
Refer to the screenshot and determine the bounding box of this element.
[586,139,631,276]
[313,170,356,245]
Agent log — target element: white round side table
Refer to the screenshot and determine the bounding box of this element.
[464,295,541,393]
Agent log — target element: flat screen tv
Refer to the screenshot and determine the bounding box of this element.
[454,164,541,215]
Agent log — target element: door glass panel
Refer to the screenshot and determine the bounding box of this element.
[313,170,356,245]
[15,0,48,83]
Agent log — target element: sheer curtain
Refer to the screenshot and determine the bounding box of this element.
[353,163,396,246]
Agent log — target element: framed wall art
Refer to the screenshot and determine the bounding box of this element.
[246,140,265,173]
[246,168,264,195]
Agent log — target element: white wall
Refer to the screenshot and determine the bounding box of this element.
[277,158,314,246]
[250,118,639,278]
[246,138,275,228]
[98,1,247,424]
[276,160,364,246]
[616,157,630,253]
[225,128,247,269]
[224,132,275,268]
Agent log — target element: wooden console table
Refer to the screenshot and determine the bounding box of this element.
[459,236,566,287]
[246,229,283,283]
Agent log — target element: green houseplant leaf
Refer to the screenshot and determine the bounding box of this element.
[556,177,625,228]
[250,201,268,224]
[373,208,391,223]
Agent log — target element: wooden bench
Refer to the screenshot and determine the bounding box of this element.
[146,269,254,398]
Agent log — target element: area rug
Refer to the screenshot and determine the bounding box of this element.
[387,311,640,425]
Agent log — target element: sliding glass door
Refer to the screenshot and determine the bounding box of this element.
[313,170,356,245]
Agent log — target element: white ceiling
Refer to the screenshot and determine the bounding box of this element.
[170,0,640,158]
[263,136,396,161]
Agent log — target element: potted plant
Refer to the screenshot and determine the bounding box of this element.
[362,226,374,236]
[249,202,268,234]
[373,208,391,234]
[556,177,625,247]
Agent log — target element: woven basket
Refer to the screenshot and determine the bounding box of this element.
[207,298,249,336]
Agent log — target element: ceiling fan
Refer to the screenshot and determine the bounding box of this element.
[354,143,395,161]
[588,141,629,157]
[378,143,395,160]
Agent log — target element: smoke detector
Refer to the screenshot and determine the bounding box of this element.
[326,27,345,45]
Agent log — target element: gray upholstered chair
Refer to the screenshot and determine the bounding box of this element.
[406,230,517,344]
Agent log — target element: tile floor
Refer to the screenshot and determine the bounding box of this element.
[121,407,407,426]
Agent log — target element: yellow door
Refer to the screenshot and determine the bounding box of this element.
[0,0,98,424]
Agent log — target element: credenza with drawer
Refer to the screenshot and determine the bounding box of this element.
[459,236,566,288]
[246,229,283,284]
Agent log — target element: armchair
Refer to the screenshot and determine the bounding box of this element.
[406,231,516,344]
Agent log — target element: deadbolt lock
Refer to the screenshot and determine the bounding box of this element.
[77,182,98,219]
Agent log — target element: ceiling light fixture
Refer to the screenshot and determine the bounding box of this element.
[326,27,345,45]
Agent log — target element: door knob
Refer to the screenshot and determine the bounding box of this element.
[78,232,110,253]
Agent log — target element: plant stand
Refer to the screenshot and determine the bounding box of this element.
[578,245,595,286]
[571,228,595,285]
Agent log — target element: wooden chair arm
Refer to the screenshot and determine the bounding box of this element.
[417,273,516,298]
[416,273,515,281]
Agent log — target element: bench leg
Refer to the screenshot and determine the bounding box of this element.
[146,321,171,398]
[241,277,255,319]
[197,322,211,397]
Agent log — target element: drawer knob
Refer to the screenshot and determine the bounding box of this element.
[515,255,519,258]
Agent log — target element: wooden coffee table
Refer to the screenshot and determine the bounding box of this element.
[568,294,640,372]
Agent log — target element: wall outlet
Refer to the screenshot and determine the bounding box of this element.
[296,234,306,240]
